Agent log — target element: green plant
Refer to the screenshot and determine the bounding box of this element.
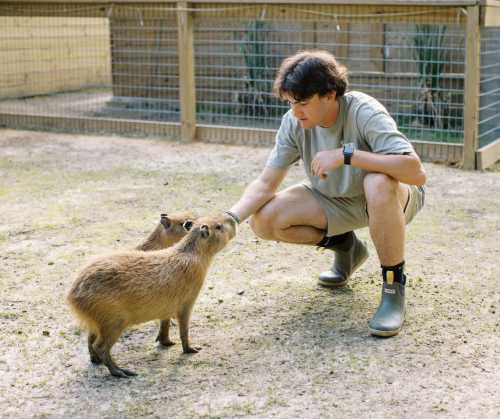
[237,20,281,119]
[412,24,450,130]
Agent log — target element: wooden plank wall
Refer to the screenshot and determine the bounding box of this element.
[0,17,111,98]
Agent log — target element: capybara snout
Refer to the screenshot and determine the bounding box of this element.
[194,214,237,252]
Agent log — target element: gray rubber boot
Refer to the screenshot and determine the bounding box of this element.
[368,274,406,337]
[318,233,369,288]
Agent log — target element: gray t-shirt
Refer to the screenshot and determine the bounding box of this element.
[266,91,415,198]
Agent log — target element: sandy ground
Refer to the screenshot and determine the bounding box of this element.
[0,128,499,418]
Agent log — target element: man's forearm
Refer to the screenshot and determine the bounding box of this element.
[351,150,426,186]
[229,179,276,223]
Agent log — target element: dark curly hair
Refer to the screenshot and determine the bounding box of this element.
[273,50,348,102]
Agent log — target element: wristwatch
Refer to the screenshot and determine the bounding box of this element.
[343,142,355,165]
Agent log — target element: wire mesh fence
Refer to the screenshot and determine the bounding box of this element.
[0,2,498,165]
[0,4,180,128]
[479,26,500,149]
[193,17,466,144]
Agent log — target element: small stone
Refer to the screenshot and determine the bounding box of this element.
[218,299,224,304]
[237,290,245,296]
[42,330,50,336]
[48,262,54,266]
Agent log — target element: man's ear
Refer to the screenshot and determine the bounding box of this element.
[183,220,194,231]
[201,225,210,238]
[160,214,171,229]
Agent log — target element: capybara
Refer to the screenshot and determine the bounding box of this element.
[67,214,237,378]
[66,212,194,360]
[136,211,196,343]
[135,212,196,251]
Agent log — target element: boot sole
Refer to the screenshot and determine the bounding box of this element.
[368,326,401,337]
[317,249,369,288]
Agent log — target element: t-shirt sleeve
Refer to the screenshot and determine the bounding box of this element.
[266,113,301,169]
[359,107,415,155]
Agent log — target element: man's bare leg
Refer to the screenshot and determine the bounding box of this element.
[249,184,327,245]
[364,173,409,266]
[364,173,410,337]
[249,184,368,287]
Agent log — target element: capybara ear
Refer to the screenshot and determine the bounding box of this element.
[183,220,194,231]
[160,214,171,229]
[200,225,210,238]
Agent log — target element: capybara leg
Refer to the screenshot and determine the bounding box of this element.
[93,324,137,378]
[156,319,175,347]
[178,307,199,354]
[88,333,102,364]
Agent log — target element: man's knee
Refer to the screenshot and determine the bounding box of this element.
[249,209,277,241]
[364,173,399,208]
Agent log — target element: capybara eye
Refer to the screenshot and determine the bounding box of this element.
[215,224,222,231]
[183,220,194,231]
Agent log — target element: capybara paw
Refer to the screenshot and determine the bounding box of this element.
[158,339,176,347]
[183,346,201,354]
[90,355,102,365]
[109,367,137,378]
[120,368,137,377]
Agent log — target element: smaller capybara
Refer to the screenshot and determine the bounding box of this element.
[135,212,196,251]
[67,214,237,378]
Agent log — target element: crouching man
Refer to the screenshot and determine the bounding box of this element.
[225,50,426,337]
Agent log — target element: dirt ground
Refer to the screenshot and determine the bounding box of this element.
[0,128,499,418]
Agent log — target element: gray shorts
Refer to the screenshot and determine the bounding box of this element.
[303,184,425,236]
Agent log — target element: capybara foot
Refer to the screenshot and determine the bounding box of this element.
[120,368,137,377]
[108,366,137,378]
[156,336,176,347]
[183,346,200,354]
[90,354,102,365]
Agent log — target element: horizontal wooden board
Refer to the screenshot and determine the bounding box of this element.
[477,138,500,170]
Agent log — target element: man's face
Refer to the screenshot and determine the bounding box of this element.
[285,93,337,129]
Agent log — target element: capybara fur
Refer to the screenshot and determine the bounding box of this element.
[135,212,196,251]
[67,214,237,378]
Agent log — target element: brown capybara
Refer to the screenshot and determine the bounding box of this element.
[135,212,197,344]
[67,214,237,378]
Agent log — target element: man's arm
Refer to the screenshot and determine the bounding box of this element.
[229,166,288,223]
[311,149,426,186]
[351,150,426,186]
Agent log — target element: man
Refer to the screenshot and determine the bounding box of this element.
[224,50,426,337]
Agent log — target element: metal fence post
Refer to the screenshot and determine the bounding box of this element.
[462,5,481,170]
[177,1,196,142]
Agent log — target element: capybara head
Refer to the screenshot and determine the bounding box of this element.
[187,213,237,254]
[135,211,196,252]
[157,212,196,247]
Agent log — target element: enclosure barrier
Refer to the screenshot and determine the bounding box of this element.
[0,1,499,169]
